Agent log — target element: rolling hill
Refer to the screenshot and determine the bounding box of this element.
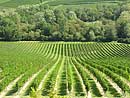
[0,0,128,8]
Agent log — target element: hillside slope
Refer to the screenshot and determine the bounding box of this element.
[0,0,128,8]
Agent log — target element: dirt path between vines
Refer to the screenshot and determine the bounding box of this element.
[53,57,65,93]
[15,69,42,96]
[71,59,88,98]
[73,58,105,97]
[0,74,24,98]
[106,76,123,95]
[37,55,61,91]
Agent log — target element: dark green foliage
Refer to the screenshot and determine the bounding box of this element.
[0,3,130,43]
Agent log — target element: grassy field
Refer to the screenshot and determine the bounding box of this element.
[53,2,118,10]
[0,0,128,8]
[0,42,130,98]
[47,0,122,6]
[0,0,48,7]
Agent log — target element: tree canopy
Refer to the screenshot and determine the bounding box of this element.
[0,3,130,43]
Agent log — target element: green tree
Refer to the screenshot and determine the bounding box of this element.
[0,17,17,41]
[124,23,130,38]
[88,30,96,41]
[116,11,130,38]
[103,20,117,41]
[51,31,62,41]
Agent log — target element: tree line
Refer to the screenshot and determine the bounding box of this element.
[0,2,130,43]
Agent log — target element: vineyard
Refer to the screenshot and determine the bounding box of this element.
[0,42,130,98]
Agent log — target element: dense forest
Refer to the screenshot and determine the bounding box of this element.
[0,2,130,43]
